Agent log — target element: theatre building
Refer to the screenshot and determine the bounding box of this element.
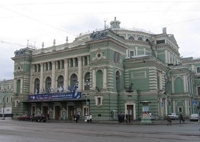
[11,17,200,121]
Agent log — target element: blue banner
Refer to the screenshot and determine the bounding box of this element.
[29,92,81,101]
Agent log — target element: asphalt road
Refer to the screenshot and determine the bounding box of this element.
[0,119,199,142]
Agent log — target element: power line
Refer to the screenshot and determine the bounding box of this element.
[0,9,200,19]
[0,39,26,47]
[148,17,200,30]
[1,1,200,5]
[0,5,76,37]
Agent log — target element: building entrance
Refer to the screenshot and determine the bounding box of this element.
[43,106,48,117]
[55,106,60,120]
[68,106,74,120]
[127,105,133,120]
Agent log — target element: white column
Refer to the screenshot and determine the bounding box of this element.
[64,59,68,90]
[135,47,138,56]
[20,78,23,94]
[30,65,33,94]
[172,76,174,93]
[183,76,187,93]
[173,100,175,113]
[126,49,129,57]
[73,58,75,67]
[185,100,189,116]
[40,63,44,93]
[78,57,82,90]
[165,98,167,116]
[103,68,107,89]
[82,57,85,66]
[87,56,89,65]
[14,79,17,94]
[51,61,56,89]
[92,69,96,89]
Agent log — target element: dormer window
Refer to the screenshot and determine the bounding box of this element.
[129,36,134,40]
[138,37,143,41]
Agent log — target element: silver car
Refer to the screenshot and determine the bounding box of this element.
[190,114,199,121]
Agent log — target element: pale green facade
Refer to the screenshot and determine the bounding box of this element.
[0,79,14,117]
[10,17,200,121]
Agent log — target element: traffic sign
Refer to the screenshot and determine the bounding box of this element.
[192,101,199,106]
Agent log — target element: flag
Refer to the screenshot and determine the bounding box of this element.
[68,85,71,92]
[58,86,63,93]
[47,87,51,93]
[35,88,38,94]
[73,84,79,97]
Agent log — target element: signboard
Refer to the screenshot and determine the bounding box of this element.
[192,101,199,106]
[142,106,149,112]
[29,92,81,101]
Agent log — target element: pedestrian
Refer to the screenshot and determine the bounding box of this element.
[128,113,131,123]
[125,114,128,123]
[89,114,92,123]
[179,114,185,123]
[167,116,172,126]
[118,113,121,123]
[47,113,49,120]
[87,114,90,123]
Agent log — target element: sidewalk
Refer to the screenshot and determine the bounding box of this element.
[47,119,190,125]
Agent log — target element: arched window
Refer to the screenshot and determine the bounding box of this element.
[138,37,143,41]
[57,75,64,88]
[146,39,149,42]
[116,71,120,91]
[34,78,40,94]
[96,70,103,89]
[84,72,90,90]
[16,79,21,95]
[7,97,8,102]
[45,77,51,93]
[70,74,78,89]
[57,75,64,92]
[129,36,134,40]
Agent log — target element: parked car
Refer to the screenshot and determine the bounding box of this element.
[168,113,179,120]
[190,114,199,121]
[17,114,31,121]
[30,114,46,122]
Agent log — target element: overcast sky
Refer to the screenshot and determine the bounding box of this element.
[0,0,200,80]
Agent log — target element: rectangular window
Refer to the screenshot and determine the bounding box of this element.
[198,87,200,95]
[130,51,134,57]
[156,39,165,44]
[97,98,101,105]
[197,67,200,73]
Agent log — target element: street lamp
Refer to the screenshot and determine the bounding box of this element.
[2,96,5,120]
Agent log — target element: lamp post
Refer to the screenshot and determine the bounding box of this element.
[2,96,5,120]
